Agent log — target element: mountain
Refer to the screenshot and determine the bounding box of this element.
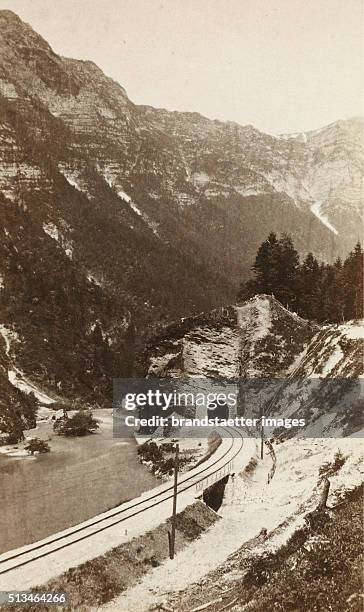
[279,118,364,239]
[0,11,363,431]
[0,11,362,294]
[143,295,363,436]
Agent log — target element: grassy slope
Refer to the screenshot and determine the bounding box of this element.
[235,485,363,611]
[164,485,363,612]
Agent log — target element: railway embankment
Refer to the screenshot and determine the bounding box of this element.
[1,501,219,612]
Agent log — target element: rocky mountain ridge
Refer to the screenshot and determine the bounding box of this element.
[0,12,362,292]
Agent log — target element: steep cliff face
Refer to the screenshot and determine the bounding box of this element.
[145,306,241,378]
[280,118,364,238]
[0,11,232,326]
[139,108,363,251]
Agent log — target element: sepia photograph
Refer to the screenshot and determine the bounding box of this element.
[0,1,363,610]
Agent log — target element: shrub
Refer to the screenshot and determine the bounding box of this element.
[319,450,347,479]
[54,410,99,436]
[137,441,192,474]
[243,456,258,476]
[25,438,50,455]
[137,441,163,464]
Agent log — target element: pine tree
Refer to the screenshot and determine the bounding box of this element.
[251,232,280,295]
[331,258,346,322]
[343,242,364,319]
[320,264,335,322]
[297,253,322,320]
[275,234,300,309]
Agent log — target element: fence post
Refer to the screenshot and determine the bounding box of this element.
[168,443,179,559]
[318,477,330,509]
[260,420,264,460]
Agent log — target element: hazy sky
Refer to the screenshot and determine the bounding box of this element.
[1,0,363,134]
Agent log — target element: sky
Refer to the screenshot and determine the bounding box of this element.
[1,0,363,134]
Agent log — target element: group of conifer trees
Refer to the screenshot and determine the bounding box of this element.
[239,233,363,322]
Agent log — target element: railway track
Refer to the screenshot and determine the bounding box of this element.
[0,426,246,586]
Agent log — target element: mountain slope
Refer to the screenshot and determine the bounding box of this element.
[0,11,362,305]
[270,320,364,436]
[0,10,362,429]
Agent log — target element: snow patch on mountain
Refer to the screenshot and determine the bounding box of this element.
[43,221,60,241]
[87,272,103,287]
[8,368,55,405]
[191,171,210,187]
[42,222,73,259]
[311,201,339,235]
[128,200,142,216]
[122,195,160,237]
[61,173,82,192]
[262,171,307,205]
[58,164,92,199]
[97,164,161,237]
[0,324,55,405]
[117,189,132,204]
[0,325,18,357]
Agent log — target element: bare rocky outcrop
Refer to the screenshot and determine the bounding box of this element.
[144,296,316,379]
[143,296,363,436]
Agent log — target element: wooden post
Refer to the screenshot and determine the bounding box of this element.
[260,418,264,460]
[169,443,179,559]
[318,477,330,509]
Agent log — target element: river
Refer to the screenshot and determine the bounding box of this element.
[0,410,158,553]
